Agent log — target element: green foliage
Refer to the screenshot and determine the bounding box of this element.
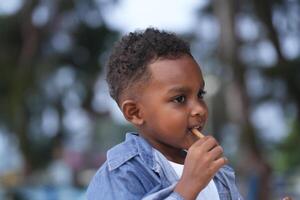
[277,121,300,172]
[0,0,119,170]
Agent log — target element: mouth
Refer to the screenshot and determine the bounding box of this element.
[188,125,202,134]
[185,125,205,147]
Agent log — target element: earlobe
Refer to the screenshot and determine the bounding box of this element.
[121,100,144,126]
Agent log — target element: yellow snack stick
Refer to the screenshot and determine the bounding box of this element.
[191,128,205,139]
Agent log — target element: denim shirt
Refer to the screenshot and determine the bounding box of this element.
[87,132,244,200]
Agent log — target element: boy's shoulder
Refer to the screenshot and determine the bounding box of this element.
[106,133,139,170]
[106,132,154,171]
[87,133,159,199]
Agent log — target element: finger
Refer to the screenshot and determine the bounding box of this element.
[212,157,228,171]
[190,135,209,148]
[208,145,224,161]
[201,136,219,152]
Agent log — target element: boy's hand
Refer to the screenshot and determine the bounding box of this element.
[174,136,228,200]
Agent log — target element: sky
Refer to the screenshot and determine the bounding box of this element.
[101,0,209,33]
[0,0,23,15]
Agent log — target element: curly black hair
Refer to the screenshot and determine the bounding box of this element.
[106,28,192,104]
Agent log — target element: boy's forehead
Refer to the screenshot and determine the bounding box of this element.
[147,56,203,84]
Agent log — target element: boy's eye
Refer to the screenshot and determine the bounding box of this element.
[173,95,186,103]
[198,90,207,99]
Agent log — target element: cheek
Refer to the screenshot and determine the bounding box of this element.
[164,111,185,126]
[144,103,187,134]
[155,115,182,134]
[154,104,183,121]
[154,111,186,136]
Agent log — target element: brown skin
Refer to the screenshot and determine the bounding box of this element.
[121,55,227,199]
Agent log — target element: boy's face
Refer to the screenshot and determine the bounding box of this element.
[138,55,208,161]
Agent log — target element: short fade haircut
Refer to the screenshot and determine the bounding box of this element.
[106,28,192,104]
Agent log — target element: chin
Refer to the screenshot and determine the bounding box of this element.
[185,136,197,149]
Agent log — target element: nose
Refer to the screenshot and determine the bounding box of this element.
[190,100,207,118]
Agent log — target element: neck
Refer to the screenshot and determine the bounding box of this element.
[140,134,186,164]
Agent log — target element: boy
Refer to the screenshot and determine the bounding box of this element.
[87,28,243,200]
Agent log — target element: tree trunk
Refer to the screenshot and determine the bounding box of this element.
[212,0,272,199]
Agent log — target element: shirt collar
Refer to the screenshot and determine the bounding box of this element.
[107,132,156,171]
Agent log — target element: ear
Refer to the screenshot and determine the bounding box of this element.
[121,100,144,126]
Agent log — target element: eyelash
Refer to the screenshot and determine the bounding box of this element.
[198,90,207,99]
[173,90,207,104]
[173,95,186,104]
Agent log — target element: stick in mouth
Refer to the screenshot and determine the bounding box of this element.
[191,128,205,139]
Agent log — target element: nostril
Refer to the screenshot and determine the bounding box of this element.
[190,102,208,118]
[191,109,206,118]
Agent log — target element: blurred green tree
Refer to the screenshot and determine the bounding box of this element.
[195,0,300,199]
[0,0,119,171]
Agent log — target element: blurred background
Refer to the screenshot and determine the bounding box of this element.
[0,0,299,199]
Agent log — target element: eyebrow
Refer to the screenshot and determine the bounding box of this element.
[166,81,205,95]
[167,86,190,95]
